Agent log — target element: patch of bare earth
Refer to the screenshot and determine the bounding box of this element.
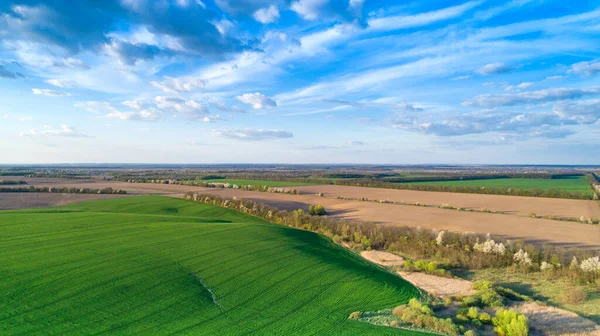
[397,272,476,297]
[0,193,128,210]
[360,250,405,267]
[511,302,600,336]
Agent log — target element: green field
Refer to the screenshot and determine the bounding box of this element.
[0,196,422,335]
[399,176,593,194]
[198,178,313,187]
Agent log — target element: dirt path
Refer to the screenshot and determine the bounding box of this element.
[360,251,405,267]
[3,177,600,248]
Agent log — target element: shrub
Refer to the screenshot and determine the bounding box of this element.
[349,311,361,319]
[392,305,405,318]
[492,309,528,336]
[426,261,438,272]
[467,307,479,319]
[460,296,479,307]
[560,287,588,304]
[443,296,454,307]
[404,259,414,270]
[478,312,491,324]
[308,204,326,216]
[464,330,477,336]
[472,280,493,291]
[390,320,399,327]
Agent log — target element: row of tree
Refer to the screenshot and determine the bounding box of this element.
[0,186,126,194]
[0,180,27,185]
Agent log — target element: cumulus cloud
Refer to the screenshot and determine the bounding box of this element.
[32,88,70,97]
[0,65,24,78]
[19,116,32,122]
[462,87,600,108]
[570,59,600,76]
[19,125,90,137]
[45,79,77,88]
[236,92,277,109]
[106,109,161,121]
[155,96,208,120]
[151,76,206,93]
[253,5,280,24]
[202,114,224,123]
[213,129,293,141]
[476,62,514,75]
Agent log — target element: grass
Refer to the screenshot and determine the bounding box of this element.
[455,268,600,324]
[197,178,314,187]
[397,176,593,195]
[0,196,423,335]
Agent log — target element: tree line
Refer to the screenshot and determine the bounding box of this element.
[0,186,126,194]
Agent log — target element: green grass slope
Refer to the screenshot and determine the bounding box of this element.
[400,176,593,195]
[0,196,423,335]
[197,178,313,187]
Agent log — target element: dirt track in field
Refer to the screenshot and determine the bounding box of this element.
[2,177,599,249]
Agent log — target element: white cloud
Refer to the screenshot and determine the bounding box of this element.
[106,109,161,121]
[367,1,482,32]
[236,92,277,109]
[463,87,600,108]
[253,5,280,24]
[19,125,90,138]
[553,99,600,124]
[32,88,71,97]
[1,114,8,120]
[151,76,205,93]
[19,116,32,122]
[122,100,145,110]
[476,62,514,75]
[291,0,328,20]
[213,129,293,141]
[155,96,208,120]
[347,140,365,146]
[202,114,223,123]
[45,79,78,88]
[516,82,533,89]
[570,59,600,76]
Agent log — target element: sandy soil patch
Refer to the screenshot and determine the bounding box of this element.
[397,271,476,297]
[295,185,600,220]
[0,193,128,210]
[361,250,405,267]
[511,302,600,336]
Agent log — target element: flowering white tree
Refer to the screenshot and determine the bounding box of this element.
[540,261,554,271]
[513,249,532,266]
[473,239,505,255]
[580,256,600,272]
[436,231,445,246]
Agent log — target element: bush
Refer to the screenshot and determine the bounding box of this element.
[493,309,528,336]
[472,280,493,291]
[478,312,491,324]
[560,287,588,304]
[349,311,361,319]
[464,330,477,336]
[467,307,479,319]
[426,261,438,272]
[404,259,414,270]
[308,204,326,216]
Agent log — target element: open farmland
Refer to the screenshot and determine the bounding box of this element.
[397,176,593,196]
[196,178,314,187]
[0,196,422,335]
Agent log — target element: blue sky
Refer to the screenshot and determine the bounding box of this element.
[0,0,599,164]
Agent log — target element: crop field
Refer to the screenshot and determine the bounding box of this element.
[398,176,593,195]
[198,178,314,187]
[0,196,422,335]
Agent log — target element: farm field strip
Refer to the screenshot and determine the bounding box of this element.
[0,196,423,336]
[395,176,593,195]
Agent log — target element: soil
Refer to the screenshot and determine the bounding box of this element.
[360,250,405,267]
[397,272,476,297]
[511,302,600,336]
[0,193,128,210]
